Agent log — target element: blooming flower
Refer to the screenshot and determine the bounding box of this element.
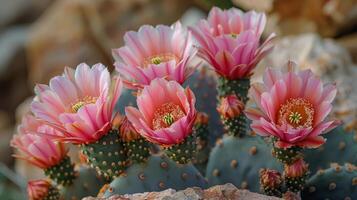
[190,7,274,79]
[28,180,56,200]
[246,61,340,148]
[125,78,197,146]
[11,114,67,169]
[31,63,122,144]
[113,22,196,89]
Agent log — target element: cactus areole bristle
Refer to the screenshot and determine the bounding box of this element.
[43,156,76,186]
[153,102,185,130]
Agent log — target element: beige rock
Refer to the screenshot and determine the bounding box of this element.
[337,33,357,63]
[270,0,357,37]
[27,0,193,84]
[84,183,281,200]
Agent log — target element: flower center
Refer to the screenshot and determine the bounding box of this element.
[230,33,237,38]
[277,98,314,128]
[143,53,178,68]
[152,102,185,130]
[71,96,97,113]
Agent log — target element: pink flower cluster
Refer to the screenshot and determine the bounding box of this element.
[12,6,339,158]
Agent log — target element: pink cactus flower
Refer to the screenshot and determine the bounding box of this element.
[125,78,197,146]
[245,61,340,149]
[27,179,54,200]
[31,63,122,144]
[190,7,275,79]
[11,114,67,169]
[113,22,197,89]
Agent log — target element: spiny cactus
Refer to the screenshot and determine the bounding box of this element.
[302,163,357,199]
[60,165,104,200]
[192,112,211,176]
[81,129,128,181]
[206,135,282,192]
[163,134,196,165]
[102,154,208,197]
[304,126,357,173]
[43,156,76,186]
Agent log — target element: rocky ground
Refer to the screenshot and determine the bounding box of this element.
[84,184,282,200]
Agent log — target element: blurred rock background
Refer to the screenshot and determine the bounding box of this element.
[0,0,356,198]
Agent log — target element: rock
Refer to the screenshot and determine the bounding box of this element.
[27,0,194,84]
[270,0,357,37]
[337,33,357,63]
[0,0,53,30]
[254,33,357,131]
[84,183,281,200]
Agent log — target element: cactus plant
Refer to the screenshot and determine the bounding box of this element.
[302,163,357,199]
[206,135,282,192]
[60,165,104,200]
[192,112,211,175]
[80,129,128,181]
[304,126,357,173]
[102,154,207,197]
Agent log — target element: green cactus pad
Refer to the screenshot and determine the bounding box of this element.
[304,126,357,173]
[192,124,211,175]
[123,138,150,163]
[61,165,105,200]
[302,163,357,199]
[221,115,247,137]
[216,77,250,102]
[44,156,75,186]
[206,135,282,192]
[272,145,302,165]
[285,175,308,193]
[164,134,196,165]
[102,154,207,197]
[81,129,128,180]
[44,185,61,200]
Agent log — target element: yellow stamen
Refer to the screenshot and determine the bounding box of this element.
[71,96,97,113]
[152,102,185,130]
[151,57,162,65]
[278,98,314,128]
[142,53,178,68]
